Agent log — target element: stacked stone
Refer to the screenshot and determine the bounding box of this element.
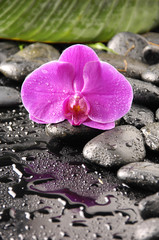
[0,32,159,239]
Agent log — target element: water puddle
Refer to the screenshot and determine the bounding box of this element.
[2,155,140,223]
[0,106,143,239]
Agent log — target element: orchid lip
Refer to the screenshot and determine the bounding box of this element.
[63,92,90,126]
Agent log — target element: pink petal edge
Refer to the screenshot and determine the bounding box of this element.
[29,115,48,124]
[83,120,115,130]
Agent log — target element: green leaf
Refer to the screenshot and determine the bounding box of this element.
[18,43,26,51]
[88,43,118,54]
[0,0,159,43]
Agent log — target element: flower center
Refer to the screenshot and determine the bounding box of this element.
[63,93,90,126]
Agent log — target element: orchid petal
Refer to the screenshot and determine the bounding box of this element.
[59,44,99,92]
[82,61,133,123]
[21,61,74,123]
[29,115,48,124]
[83,119,115,130]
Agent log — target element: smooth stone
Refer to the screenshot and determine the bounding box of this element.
[83,125,146,168]
[127,77,159,109]
[156,108,159,121]
[139,193,159,219]
[0,43,60,81]
[107,32,148,61]
[141,123,159,151]
[133,218,159,240]
[117,162,159,191]
[0,41,19,63]
[97,52,148,79]
[46,121,103,140]
[142,32,159,45]
[123,104,154,128]
[141,63,159,85]
[0,86,21,107]
[143,45,159,65]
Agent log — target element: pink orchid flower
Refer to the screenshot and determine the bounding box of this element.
[21,44,133,130]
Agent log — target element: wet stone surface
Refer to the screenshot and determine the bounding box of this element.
[139,193,159,219]
[123,104,154,129]
[117,162,159,192]
[133,218,159,240]
[0,42,60,81]
[83,125,146,168]
[0,86,21,107]
[141,63,159,85]
[141,122,159,151]
[0,102,145,240]
[46,121,103,141]
[45,121,103,152]
[0,33,159,239]
[97,51,148,80]
[142,32,159,45]
[156,108,159,120]
[127,77,159,109]
[0,41,19,63]
[107,32,148,61]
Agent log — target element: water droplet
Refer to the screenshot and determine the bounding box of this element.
[41,69,48,74]
[12,164,23,178]
[108,143,117,150]
[126,142,133,147]
[138,110,145,115]
[18,234,24,240]
[8,187,16,198]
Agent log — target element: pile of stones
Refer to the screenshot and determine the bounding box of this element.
[0,31,159,240]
